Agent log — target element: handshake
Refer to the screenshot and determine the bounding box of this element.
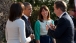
[29,34,35,40]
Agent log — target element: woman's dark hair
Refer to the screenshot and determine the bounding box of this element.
[39,5,50,22]
[9,2,24,21]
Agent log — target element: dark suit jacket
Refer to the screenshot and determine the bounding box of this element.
[21,16,33,37]
[54,19,59,26]
[48,13,74,43]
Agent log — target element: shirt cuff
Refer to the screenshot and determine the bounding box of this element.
[26,37,31,43]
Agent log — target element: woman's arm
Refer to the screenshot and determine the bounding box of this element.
[34,20,40,43]
[18,19,31,43]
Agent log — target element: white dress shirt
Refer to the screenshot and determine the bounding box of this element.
[59,12,65,18]
[23,14,28,20]
[59,12,68,18]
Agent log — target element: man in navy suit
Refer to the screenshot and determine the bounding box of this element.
[48,1,74,43]
[21,2,34,43]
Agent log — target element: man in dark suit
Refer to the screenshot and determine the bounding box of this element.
[48,1,74,43]
[21,2,34,43]
[54,17,59,26]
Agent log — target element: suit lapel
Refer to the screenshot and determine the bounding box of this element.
[22,16,31,26]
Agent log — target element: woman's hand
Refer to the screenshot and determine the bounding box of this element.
[46,25,49,31]
[30,34,35,40]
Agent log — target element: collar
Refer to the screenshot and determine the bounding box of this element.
[23,14,28,20]
[59,12,66,18]
[70,15,74,18]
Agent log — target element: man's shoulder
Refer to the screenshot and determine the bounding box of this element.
[61,13,71,20]
[21,16,25,19]
[21,16,26,21]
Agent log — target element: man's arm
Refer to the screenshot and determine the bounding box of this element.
[48,18,67,38]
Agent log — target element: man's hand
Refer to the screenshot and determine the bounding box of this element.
[30,34,34,40]
[50,23,56,30]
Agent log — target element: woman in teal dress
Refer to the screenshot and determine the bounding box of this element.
[34,5,55,43]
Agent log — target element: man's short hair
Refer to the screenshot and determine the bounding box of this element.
[54,1,67,12]
[23,2,31,9]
